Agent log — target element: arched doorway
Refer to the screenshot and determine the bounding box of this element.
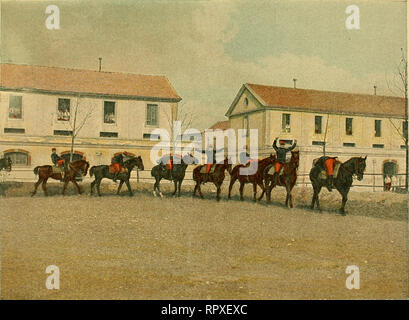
[383,161,397,176]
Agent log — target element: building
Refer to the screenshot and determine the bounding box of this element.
[0,63,181,181]
[225,83,406,187]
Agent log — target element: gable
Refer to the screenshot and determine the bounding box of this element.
[225,85,265,117]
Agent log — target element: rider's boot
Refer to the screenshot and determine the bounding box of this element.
[203,173,209,183]
[273,172,279,186]
[327,175,334,192]
[169,169,173,180]
[113,171,119,183]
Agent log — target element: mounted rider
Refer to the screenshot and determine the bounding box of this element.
[111,151,130,182]
[202,145,225,183]
[157,153,181,180]
[51,148,68,180]
[314,155,339,191]
[272,138,297,185]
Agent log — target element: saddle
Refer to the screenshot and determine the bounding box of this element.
[267,165,284,176]
[109,164,128,174]
[52,166,64,174]
[318,162,341,180]
[200,165,216,174]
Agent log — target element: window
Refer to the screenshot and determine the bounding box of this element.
[54,130,73,136]
[345,118,353,135]
[57,98,70,121]
[100,132,118,138]
[403,121,408,138]
[375,120,382,137]
[312,141,325,146]
[143,133,160,140]
[244,97,249,107]
[282,114,291,133]
[104,101,116,124]
[243,115,249,136]
[343,142,355,147]
[4,151,29,166]
[4,128,25,134]
[9,95,22,119]
[314,116,322,134]
[373,144,384,148]
[146,104,158,126]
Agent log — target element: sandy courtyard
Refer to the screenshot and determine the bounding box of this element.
[0,181,408,299]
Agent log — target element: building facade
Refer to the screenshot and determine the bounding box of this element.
[0,63,181,181]
[226,83,406,188]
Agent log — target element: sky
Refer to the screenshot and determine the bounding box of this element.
[0,0,407,129]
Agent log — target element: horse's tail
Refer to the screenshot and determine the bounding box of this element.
[33,166,40,176]
[89,166,95,177]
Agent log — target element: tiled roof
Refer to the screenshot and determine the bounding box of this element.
[209,120,230,130]
[244,83,405,118]
[0,63,181,101]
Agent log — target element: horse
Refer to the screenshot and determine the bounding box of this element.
[228,154,275,202]
[193,157,232,201]
[89,156,144,196]
[0,157,12,172]
[151,154,198,198]
[32,159,90,197]
[309,156,367,215]
[264,150,300,208]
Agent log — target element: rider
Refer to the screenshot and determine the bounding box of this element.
[111,152,126,182]
[202,145,224,183]
[157,153,176,180]
[314,155,338,191]
[272,138,297,185]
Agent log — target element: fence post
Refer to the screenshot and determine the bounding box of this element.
[372,159,376,192]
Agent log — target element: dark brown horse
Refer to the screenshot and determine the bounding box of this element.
[193,157,232,201]
[310,156,367,214]
[228,154,275,202]
[264,150,300,208]
[32,159,90,196]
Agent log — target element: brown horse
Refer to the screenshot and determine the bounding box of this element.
[264,150,300,208]
[32,159,90,196]
[228,154,275,202]
[193,157,232,201]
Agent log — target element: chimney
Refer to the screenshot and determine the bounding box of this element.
[98,57,102,72]
[373,85,377,95]
[293,78,297,89]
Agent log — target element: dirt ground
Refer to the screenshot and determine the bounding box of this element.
[0,181,408,299]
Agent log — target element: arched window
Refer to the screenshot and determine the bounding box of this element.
[3,149,30,166]
[60,151,86,162]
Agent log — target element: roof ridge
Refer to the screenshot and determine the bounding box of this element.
[245,82,404,100]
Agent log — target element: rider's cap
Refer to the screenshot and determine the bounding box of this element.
[52,147,56,151]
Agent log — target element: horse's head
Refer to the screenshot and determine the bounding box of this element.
[355,155,367,181]
[125,156,144,171]
[224,157,232,175]
[182,153,199,165]
[71,159,89,176]
[291,150,300,167]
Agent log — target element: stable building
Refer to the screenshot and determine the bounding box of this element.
[225,83,407,187]
[0,63,181,181]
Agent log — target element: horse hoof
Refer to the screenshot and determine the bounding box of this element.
[159,192,163,198]
[153,191,157,197]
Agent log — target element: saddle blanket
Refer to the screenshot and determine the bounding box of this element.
[318,162,341,180]
[52,166,64,174]
[200,165,216,174]
[267,165,284,176]
[109,164,128,174]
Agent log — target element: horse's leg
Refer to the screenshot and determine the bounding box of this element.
[42,178,49,197]
[193,181,198,197]
[289,183,296,209]
[216,183,221,201]
[62,178,69,195]
[239,181,245,201]
[97,178,102,196]
[90,179,95,195]
[172,180,177,196]
[156,178,163,198]
[117,180,124,195]
[198,181,204,199]
[257,181,265,201]
[339,188,349,215]
[265,176,272,203]
[178,180,182,197]
[252,182,257,202]
[32,177,42,197]
[125,179,133,196]
[315,185,323,211]
[72,179,82,195]
[228,175,237,199]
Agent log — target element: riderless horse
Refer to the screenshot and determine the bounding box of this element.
[193,157,232,201]
[90,156,144,196]
[264,150,300,208]
[309,156,367,214]
[32,159,90,196]
[151,153,198,198]
[228,154,275,202]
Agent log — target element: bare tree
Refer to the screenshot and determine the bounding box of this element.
[68,95,95,162]
[383,48,408,190]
